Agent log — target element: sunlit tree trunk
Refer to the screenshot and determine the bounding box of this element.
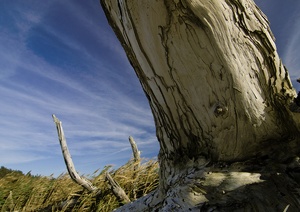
[100,0,300,211]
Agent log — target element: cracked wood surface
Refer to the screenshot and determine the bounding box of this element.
[102,0,298,162]
[100,0,300,210]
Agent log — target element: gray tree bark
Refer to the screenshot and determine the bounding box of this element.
[100,0,300,211]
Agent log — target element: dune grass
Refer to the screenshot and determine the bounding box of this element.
[0,159,159,211]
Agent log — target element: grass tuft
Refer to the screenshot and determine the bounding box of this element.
[0,158,159,211]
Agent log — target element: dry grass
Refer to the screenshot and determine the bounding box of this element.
[0,158,159,212]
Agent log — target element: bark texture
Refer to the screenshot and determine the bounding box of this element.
[100,0,300,210]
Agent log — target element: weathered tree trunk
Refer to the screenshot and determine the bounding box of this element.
[100,0,300,211]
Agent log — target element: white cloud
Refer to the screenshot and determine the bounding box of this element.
[0,1,158,175]
[281,4,300,82]
[0,150,50,164]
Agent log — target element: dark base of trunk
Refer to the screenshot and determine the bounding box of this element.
[116,156,300,211]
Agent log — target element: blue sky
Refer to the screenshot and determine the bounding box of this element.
[0,1,299,176]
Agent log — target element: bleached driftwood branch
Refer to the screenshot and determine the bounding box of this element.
[128,136,140,199]
[2,191,14,211]
[52,114,99,193]
[128,136,141,165]
[104,137,141,202]
[105,172,131,204]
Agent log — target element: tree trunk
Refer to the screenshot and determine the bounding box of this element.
[100,0,300,211]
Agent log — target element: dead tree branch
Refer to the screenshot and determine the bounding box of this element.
[128,136,141,199]
[52,114,99,193]
[290,79,300,113]
[128,136,140,167]
[2,191,14,211]
[105,172,131,204]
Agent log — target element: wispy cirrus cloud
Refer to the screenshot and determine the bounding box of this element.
[282,15,300,81]
[0,1,158,176]
[254,0,300,91]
